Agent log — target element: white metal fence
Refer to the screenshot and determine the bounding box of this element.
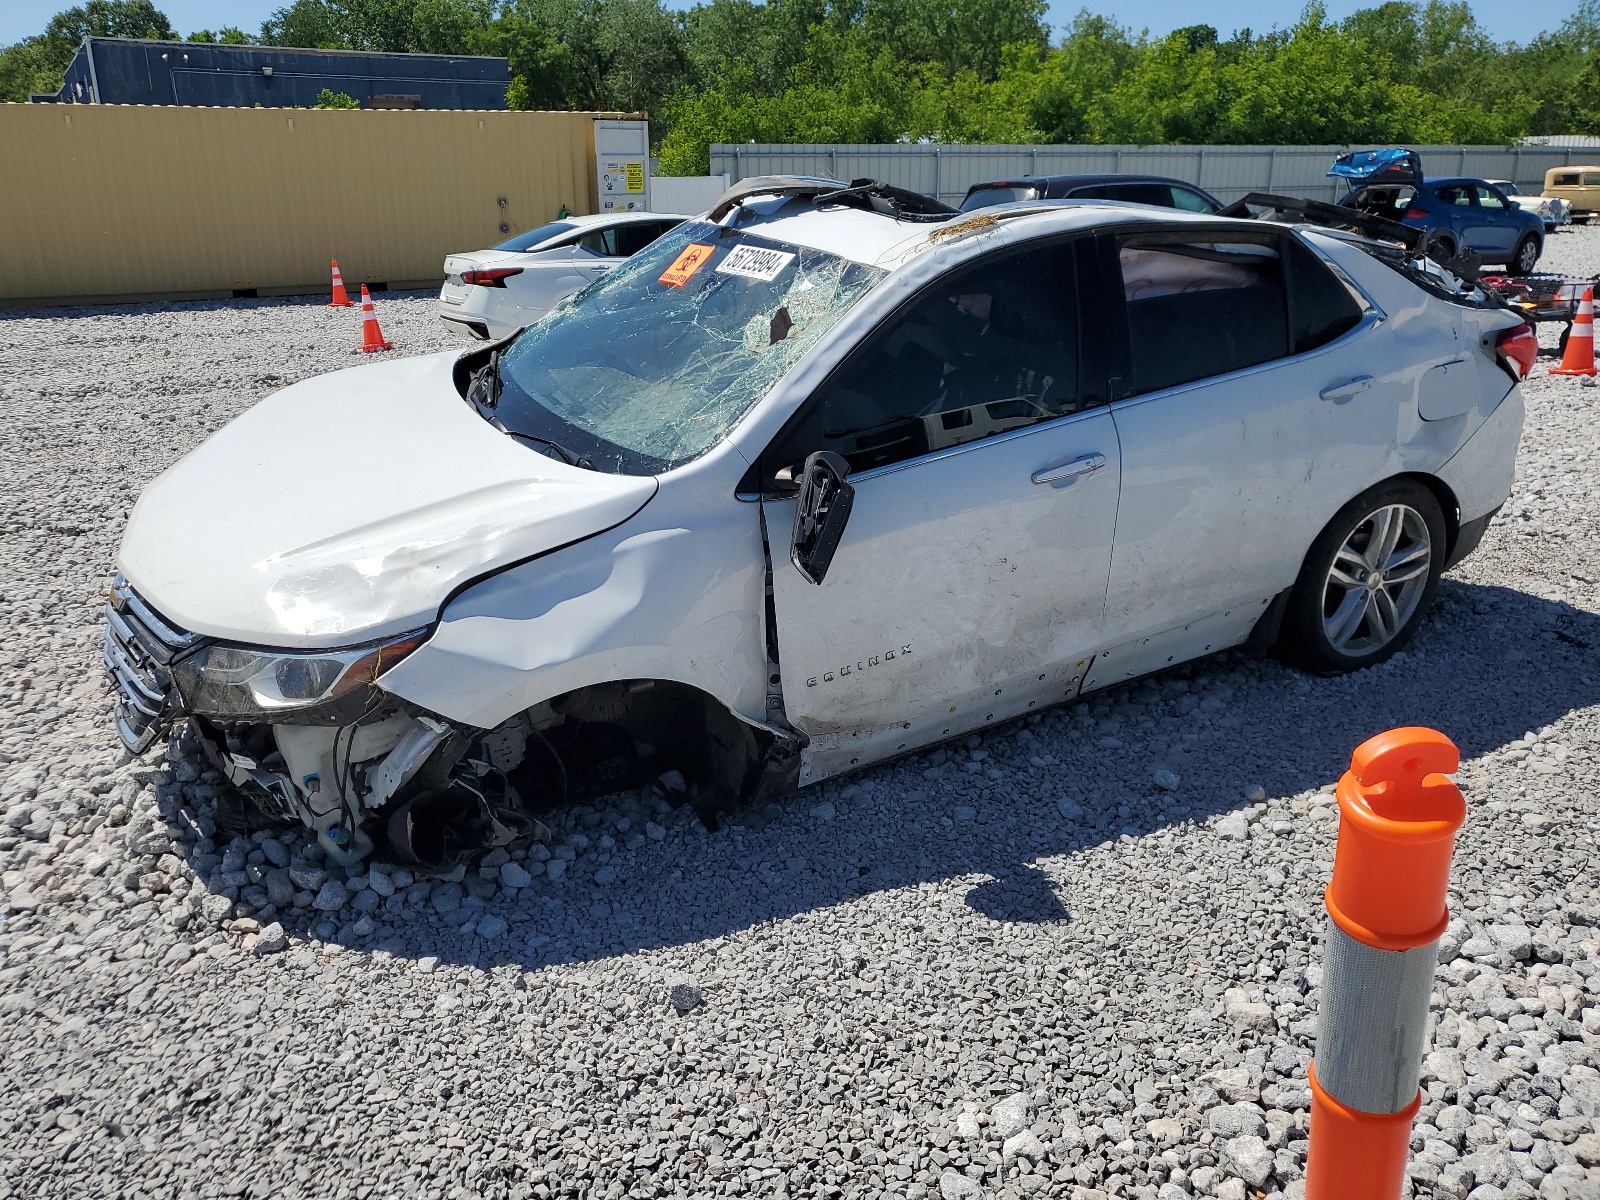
[708,143,1598,207]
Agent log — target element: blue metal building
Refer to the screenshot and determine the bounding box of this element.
[42,38,508,109]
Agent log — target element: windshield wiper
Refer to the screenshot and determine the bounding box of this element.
[503,429,596,471]
[466,350,503,410]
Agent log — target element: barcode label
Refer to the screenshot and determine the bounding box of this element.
[716,245,797,282]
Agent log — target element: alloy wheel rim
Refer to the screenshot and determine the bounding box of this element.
[1321,503,1432,655]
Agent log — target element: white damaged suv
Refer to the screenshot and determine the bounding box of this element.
[105,177,1532,868]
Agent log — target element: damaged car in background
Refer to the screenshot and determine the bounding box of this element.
[105,175,1532,869]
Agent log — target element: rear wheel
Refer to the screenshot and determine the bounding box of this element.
[1281,481,1447,674]
[1512,234,1541,275]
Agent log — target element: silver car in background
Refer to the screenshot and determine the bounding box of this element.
[438,211,686,340]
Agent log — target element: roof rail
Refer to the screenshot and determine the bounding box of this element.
[708,175,957,223]
[1219,191,1424,255]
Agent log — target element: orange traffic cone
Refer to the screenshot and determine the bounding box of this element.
[1552,286,1595,376]
[356,285,392,353]
[328,259,353,308]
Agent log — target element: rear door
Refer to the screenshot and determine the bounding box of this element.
[1433,184,1490,253]
[1473,185,1520,256]
[1088,227,1386,687]
[762,238,1122,782]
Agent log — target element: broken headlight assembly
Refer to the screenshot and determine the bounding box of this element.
[170,630,428,723]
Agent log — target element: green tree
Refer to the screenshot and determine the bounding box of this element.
[260,0,494,53]
[489,0,689,113]
[315,86,360,105]
[188,27,251,43]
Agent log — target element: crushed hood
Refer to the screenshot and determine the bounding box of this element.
[119,351,657,648]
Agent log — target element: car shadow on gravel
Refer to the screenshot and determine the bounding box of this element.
[215,578,1600,972]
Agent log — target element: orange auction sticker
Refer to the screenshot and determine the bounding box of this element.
[659,244,715,287]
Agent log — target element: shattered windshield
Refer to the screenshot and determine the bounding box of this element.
[491,220,886,474]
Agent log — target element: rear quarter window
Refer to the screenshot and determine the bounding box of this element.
[1285,235,1364,354]
[1551,173,1579,186]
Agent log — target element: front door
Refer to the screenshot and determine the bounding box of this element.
[759,239,1122,784]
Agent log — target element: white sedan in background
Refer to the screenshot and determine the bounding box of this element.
[1485,180,1570,232]
[438,212,686,340]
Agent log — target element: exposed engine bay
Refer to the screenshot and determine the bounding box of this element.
[105,571,797,866]
[190,680,797,867]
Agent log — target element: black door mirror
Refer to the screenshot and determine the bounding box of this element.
[790,451,854,585]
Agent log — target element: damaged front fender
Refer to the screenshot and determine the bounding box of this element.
[378,508,769,732]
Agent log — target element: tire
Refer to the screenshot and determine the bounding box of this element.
[1512,234,1540,275]
[1424,232,1456,264]
[1280,480,1447,674]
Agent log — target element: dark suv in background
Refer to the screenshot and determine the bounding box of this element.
[960,174,1223,214]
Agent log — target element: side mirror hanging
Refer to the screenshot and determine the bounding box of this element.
[789,451,854,586]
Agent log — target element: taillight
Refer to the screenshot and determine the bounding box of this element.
[1404,206,1428,220]
[1494,323,1538,381]
[461,268,523,287]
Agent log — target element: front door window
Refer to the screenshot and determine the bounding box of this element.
[764,242,1084,478]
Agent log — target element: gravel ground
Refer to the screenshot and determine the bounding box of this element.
[1,229,1599,1200]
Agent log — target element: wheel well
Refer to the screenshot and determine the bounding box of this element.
[1399,472,1461,561]
[523,679,799,829]
[1287,472,1461,607]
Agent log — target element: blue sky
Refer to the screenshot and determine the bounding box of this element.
[0,0,1579,47]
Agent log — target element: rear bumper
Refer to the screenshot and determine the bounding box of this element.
[440,312,491,339]
[1445,507,1498,570]
[1436,385,1523,526]
[436,296,531,342]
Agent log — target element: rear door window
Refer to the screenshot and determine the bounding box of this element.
[578,226,621,256]
[1114,233,1288,395]
[611,221,674,257]
[766,240,1084,476]
[1585,173,1600,186]
[1434,185,1474,207]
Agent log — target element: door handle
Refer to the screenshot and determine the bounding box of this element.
[1320,376,1373,403]
[1032,453,1106,485]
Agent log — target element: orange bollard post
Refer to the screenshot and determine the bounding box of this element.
[328,259,353,308]
[1305,727,1466,1200]
[355,285,392,353]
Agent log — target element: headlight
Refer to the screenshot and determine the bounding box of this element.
[170,630,428,721]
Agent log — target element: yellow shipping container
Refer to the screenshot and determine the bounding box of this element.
[0,103,629,305]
